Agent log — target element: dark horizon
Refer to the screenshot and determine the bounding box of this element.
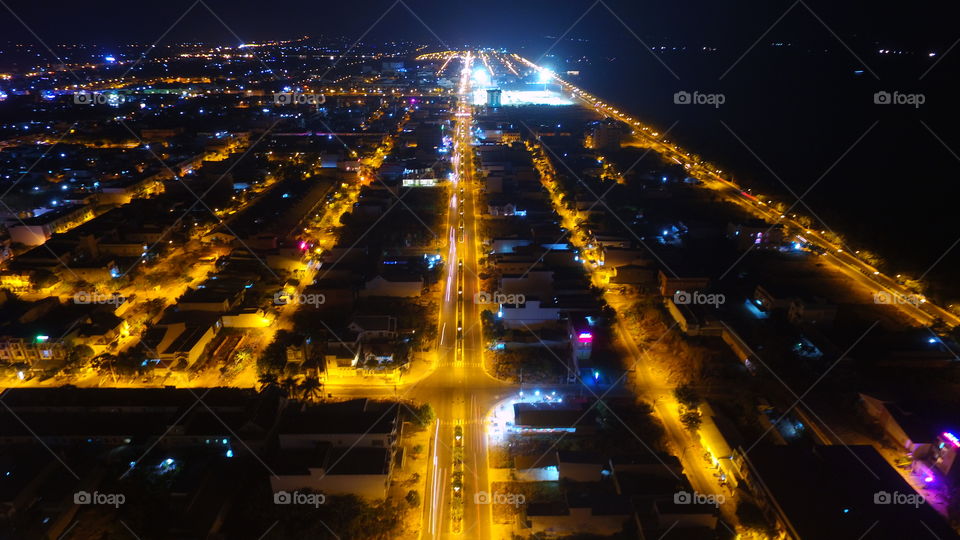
[3,0,959,51]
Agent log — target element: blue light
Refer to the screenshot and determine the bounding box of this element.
[104,56,116,63]
[226,449,234,458]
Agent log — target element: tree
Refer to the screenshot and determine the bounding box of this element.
[62,344,95,375]
[480,309,504,340]
[405,490,421,507]
[258,330,292,376]
[108,349,149,378]
[73,344,95,360]
[258,372,279,390]
[680,411,702,431]
[737,498,775,535]
[298,375,322,402]
[407,402,435,429]
[31,269,59,289]
[673,384,702,410]
[280,376,299,398]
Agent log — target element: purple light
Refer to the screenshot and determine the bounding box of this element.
[577,332,593,343]
[943,432,960,448]
[924,475,935,483]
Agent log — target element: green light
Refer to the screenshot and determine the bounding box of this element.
[36,335,49,343]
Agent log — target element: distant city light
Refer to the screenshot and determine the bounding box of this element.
[470,88,571,106]
[538,67,554,84]
[471,68,491,87]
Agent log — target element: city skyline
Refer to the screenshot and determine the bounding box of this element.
[2,2,960,540]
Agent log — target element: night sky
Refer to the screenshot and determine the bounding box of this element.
[1,0,958,52]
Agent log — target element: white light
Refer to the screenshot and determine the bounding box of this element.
[472,68,491,87]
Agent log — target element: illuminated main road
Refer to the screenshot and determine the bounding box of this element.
[409,55,513,540]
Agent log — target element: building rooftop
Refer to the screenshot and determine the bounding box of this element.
[746,444,957,539]
[278,400,398,436]
[513,402,595,430]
